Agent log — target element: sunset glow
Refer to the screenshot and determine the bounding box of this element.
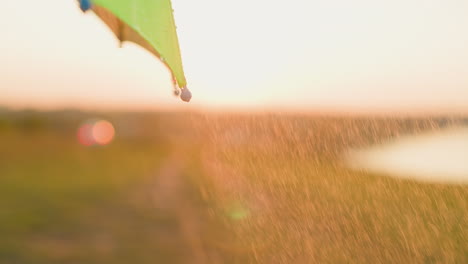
[1,0,468,112]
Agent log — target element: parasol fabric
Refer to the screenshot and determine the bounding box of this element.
[78,0,191,102]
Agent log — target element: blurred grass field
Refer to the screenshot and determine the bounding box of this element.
[0,109,467,263]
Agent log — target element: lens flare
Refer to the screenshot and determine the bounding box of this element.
[92,120,115,145]
[77,120,115,146]
[227,202,249,220]
[77,123,94,146]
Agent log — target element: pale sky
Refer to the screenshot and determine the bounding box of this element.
[1,0,468,112]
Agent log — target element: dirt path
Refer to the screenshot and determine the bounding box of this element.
[150,156,223,263]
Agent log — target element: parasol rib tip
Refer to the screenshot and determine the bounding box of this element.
[180,87,192,102]
[79,0,92,12]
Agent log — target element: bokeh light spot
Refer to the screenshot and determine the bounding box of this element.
[92,120,115,146]
[227,202,249,221]
[77,123,94,146]
[77,120,115,146]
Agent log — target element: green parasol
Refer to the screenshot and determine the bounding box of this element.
[79,0,191,102]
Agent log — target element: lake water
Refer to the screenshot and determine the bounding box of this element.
[348,127,468,184]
